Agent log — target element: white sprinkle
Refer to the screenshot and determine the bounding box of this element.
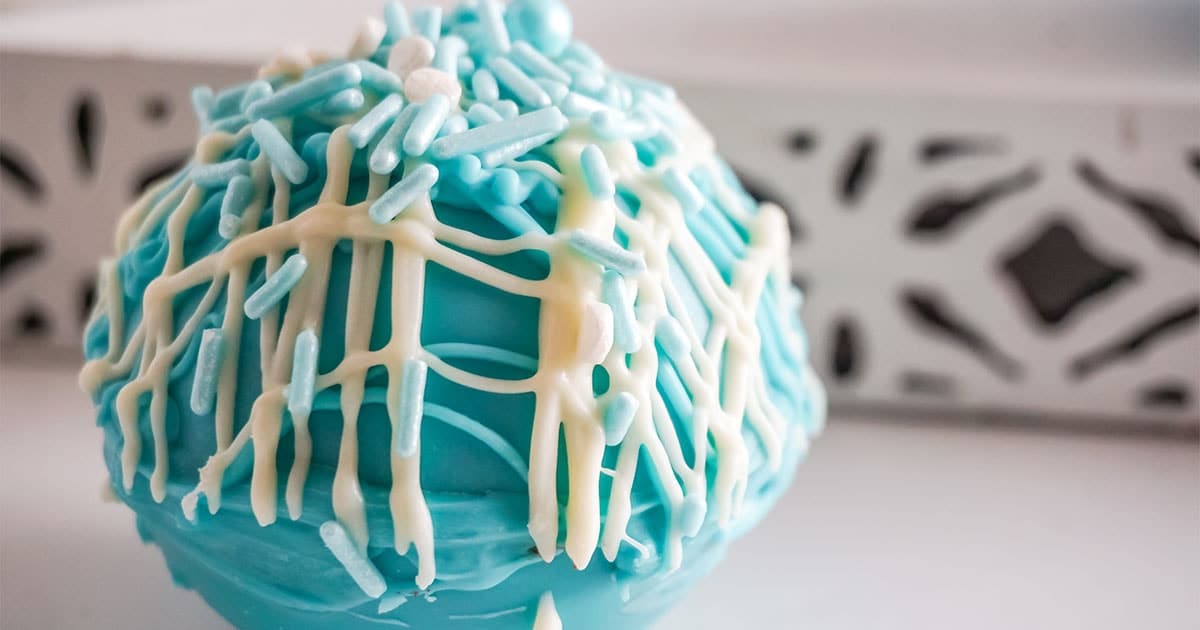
[348,17,387,59]
[403,67,462,106]
[387,36,435,79]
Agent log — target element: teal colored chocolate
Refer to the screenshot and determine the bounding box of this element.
[81,0,825,628]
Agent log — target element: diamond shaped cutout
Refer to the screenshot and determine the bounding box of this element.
[1002,216,1135,327]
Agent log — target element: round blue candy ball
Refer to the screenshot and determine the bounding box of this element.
[505,0,573,57]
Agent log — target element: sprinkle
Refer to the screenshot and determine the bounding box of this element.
[246,63,362,120]
[603,391,638,446]
[354,60,405,94]
[411,6,442,42]
[394,358,428,457]
[288,329,319,418]
[190,85,214,125]
[238,80,273,114]
[218,175,255,239]
[476,0,512,54]
[383,1,412,41]
[509,41,571,84]
[579,145,614,201]
[488,57,550,108]
[561,41,604,69]
[591,110,657,141]
[655,315,690,363]
[369,163,439,224]
[443,155,485,185]
[387,36,435,79]
[430,106,566,160]
[677,495,706,537]
[369,102,421,174]
[662,167,704,213]
[319,521,387,598]
[207,114,248,134]
[567,231,646,276]
[471,69,500,102]
[601,270,640,352]
[250,120,309,184]
[403,93,450,155]
[484,204,545,236]
[244,253,308,320]
[190,159,250,188]
[189,329,224,415]
[349,17,387,59]
[210,82,254,118]
[432,35,467,74]
[535,78,569,104]
[490,168,522,205]
[466,102,503,126]
[457,56,476,79]
[561,59,605,93]
[403,68,462,106]
[612,71,676,100]
[492,99,520,119]
[559,92,609,118]
[349,94,405,149]
[317,89,366,116]
[479,131,559,168]
[441,114,469,136]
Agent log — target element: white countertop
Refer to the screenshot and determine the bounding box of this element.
[1,360,1197,629]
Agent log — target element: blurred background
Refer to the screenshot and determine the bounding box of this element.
[1,0,1197,628]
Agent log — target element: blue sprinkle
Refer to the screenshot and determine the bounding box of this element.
[250,120,309,185]
[602,270,640,352]
[411,6,442,42]
[612,71,676,100]
[471,69,501,102]
[209,113,249,134]
[490,168,522,205]
[477,0,512,54]
[579,145,614,201]
[403,94,450,156]
[238,80,273,114]
[317,89,366,116]
[319,521,387,598]
[603,391,638,446]
[244,253,308,320]
[492,100,520,119]
[568,231,646,276]
[487,57,550,108]
[655,316,690,363]
[561,60,605,93]
[210,82,253,119]
[484,204,545,236]
[430,106,566,160]
[535,78,569,104]
[190,85,214,125]
[383,1,412,42]
[349,94,406,149]
[662,167,704,213]
[440,114,469,137]
[591,110,657,141]
[246,63,363,120]
[505,0,574,57]
[559,92,608,119]
[369,163,439,224]
[677,495,706,537]
[561,41,604,69]
[218,175,255,239]
[443,155,485,185]
[354,60,405,94]
[369,102,421,174]
[466,103,503,126]
[457,56,477,79]
[479,131,559,168]
[288,328,319,418]
[191,159,251,188]
[189,328,224,415]
[394,358,428,458]
[509,41,571,84]
[433,35,467,74]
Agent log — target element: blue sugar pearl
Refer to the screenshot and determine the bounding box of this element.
[244,253,308,320]
[505,0,573,58]
[603,391,638,446]
[319,521,387,598]
[349,94,405,149]
[189,328,225,415]
[394,358,428,458]
[579,144,614,201]
[403,94,450,156]
[287,328,319,418]
[250,120,309,185]
[369,163,440,224]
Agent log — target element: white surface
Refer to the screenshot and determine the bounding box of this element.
[2,361,1197,629]
[0,0,1197,102]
